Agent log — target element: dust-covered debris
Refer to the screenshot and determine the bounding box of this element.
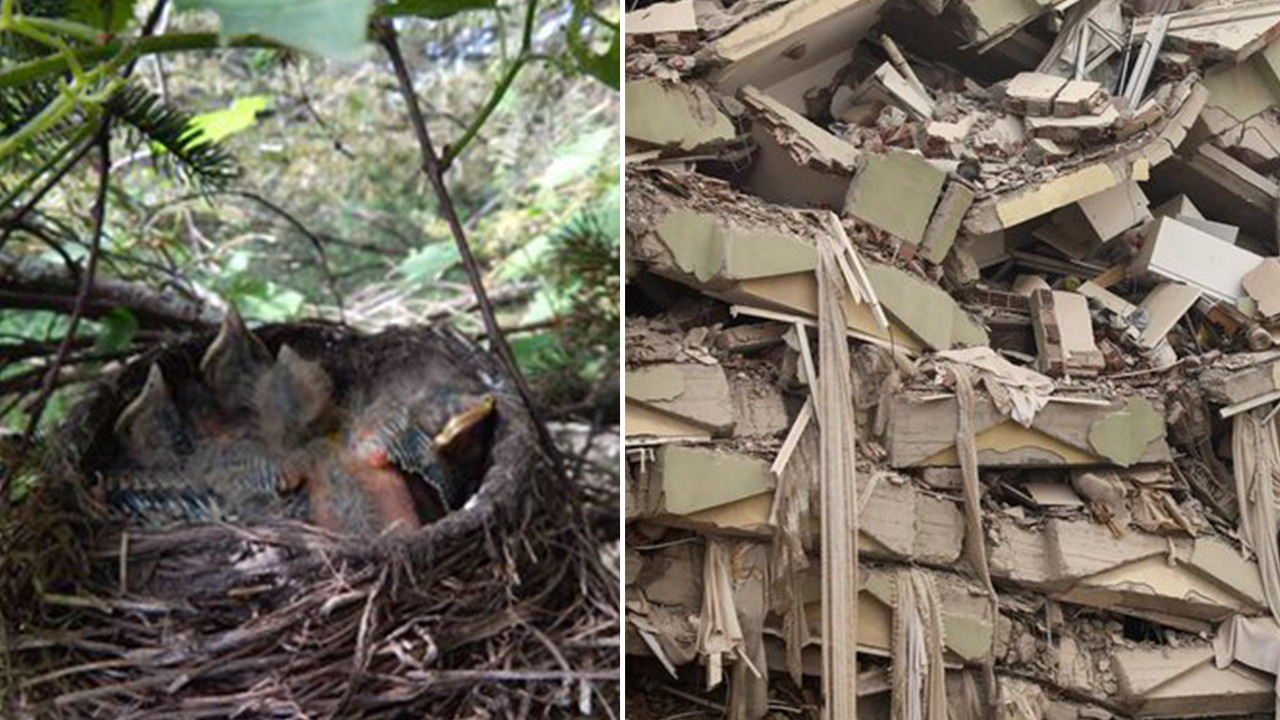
[625,0,1280,714]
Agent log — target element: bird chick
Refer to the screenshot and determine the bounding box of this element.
[199,305,270,417]
[251,344,419,536]
[255,344,336,456]
[349,393,497,523]
[113,364,192,469]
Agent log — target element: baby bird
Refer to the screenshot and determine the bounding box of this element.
[254,344,422,536]
[349,392,497,523]
[112,364,193,469]
[199,305,271,419]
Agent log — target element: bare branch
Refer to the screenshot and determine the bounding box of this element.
[2,123,113,512]
[376,22,570,484]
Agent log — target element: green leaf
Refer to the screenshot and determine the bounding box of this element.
[575,31,619,90]
[396,242,461,284]
[508,333,558,371]
[174,0,377,60]
[70,0,139,33]
[186,95,271,144]
[374,0,496,19]
[95,307,138,352]
[240,284,306,321]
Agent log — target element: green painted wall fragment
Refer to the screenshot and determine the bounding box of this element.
[657,209,722,282]
[657,209,818,283]
[1088,396,1164,467]
[625,364,686,402]
[864,263,989,350]
[659,445,772,515]
[844,150,947,246]
[625,80,736,151]
[724,227,817,278]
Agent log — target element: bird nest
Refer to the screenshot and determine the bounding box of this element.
[0,322,619,718]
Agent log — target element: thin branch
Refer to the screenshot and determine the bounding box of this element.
[441,0,541,169]
[213,190,347,322]
[1,122,111,513]
[0,132,99,254]
[376,23,569,484]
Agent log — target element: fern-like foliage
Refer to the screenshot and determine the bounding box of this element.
[106,83,241,189]
[0,0,237,191]
[548,207,620,349]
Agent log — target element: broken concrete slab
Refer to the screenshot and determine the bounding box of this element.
[833,62,934,121]
[625,0,698,36]
[626,400,715,439]
[1200,353,1280,407]
[990,516,1267,622]
[712,0,889,111]
[919,181,976,264]
[656,208,819,284]
[1025,105,1120,144]
[640,444,774,517]
[741,85,860,208]
[1053,80,1108,117]
[626,363,736,436]
[717,273,928,353]
[1049,179,1151,252]
[1005,72,1068,116]
[1242,257,1280,318]
[955,0,1064,49]
[1200,36,1280,139]
[1135,216,1264,303]
[1136,282,1201,349]
[858,478,965,565]
[964,79,1206,235]
[886,391,1172,468]
[1112,645,1274,718]
[793,563,995,663]
[862,262,990,350]
[1148,142,1280,245]
[626,80,736,151]
[1131,0,1280,64]
[843,150,947,247]
[1087,395,1165,467]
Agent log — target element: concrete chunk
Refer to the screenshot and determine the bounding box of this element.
[652,445,772,516]
[712,0,888,110]
[625,363,736,435]
[1113,646,1273,718]
[863,262,989,350]
[920,182,976,264]
[625,80,735,151]
[1053,80,1108,117]
[844,150,947,247]
[742,85,860,208]
[656,208,818,285]
[1136,282,1201,349]
[1005,72,1069,116]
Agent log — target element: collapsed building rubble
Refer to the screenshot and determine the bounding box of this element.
[624,0,1280,716]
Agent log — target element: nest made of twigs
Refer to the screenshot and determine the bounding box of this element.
[1,323,620,719]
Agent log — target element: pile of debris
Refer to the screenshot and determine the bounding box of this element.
[623,0,1280,716]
